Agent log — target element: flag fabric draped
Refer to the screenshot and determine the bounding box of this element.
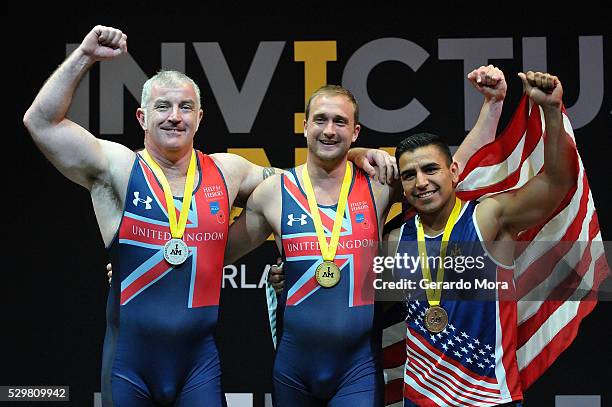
[383,94,610,406]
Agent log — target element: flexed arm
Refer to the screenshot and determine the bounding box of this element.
[454,65,507,173]
[23,25,132,189]
[477,71,576,239]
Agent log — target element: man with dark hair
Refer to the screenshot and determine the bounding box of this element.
[386,71,574,406]
[395,133,453,166]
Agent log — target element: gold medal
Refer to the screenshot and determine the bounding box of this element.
[302,163,352,288]
[424,305,448,333]
[315,260,341,288]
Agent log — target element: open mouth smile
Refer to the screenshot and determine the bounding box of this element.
[415,190,438,199]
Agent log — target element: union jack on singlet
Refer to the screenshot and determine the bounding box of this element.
[273,165,385,406]
[102,150,229,407]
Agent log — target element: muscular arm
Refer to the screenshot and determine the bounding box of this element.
[477,71,576,239]
[212,153,284,208]
[225,175,279,264]
[23,26,133,190]
[454,65,507,174]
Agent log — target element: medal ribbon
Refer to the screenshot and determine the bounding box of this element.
[302,163,352,262]
[416,197,462,306]
[141,149,196,239]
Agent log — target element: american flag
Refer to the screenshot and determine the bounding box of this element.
[382,94,610,406]
[403,299,511,406]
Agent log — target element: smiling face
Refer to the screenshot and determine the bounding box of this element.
[304,94,360,162]
[137,82,203,154]
[398,144,459,215]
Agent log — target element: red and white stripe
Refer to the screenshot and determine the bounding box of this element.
[404,327,504,407]
[383,320,408,406]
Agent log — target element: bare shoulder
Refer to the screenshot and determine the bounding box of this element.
[387,226,402,242]
[209,152,242,175]
[210,152,287,176]
[210,152,260,187]
[473,196,504,241]
[475,195,506,218]
[210,152,242,165]
[207,153,245,194]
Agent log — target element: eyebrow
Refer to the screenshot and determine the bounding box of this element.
[153,98,196,105]
[422,163,440,171]
[313,112,349,121]
[400,162,441,177]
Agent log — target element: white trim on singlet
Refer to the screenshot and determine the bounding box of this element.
[472,205,515,269]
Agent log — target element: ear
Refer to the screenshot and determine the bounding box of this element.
[136,108,147,130]
[303,119,308,139]
[450,160,460,187]
[403,188,411,201]
[351,123,361,143]
[195,108,204,132]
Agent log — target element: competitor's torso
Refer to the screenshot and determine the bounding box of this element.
[396,201,522,406]
[102,150,229,404]
[278,165,380,357]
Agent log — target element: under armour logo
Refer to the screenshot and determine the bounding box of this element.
[287,213,307,226]
[133,191,152,209]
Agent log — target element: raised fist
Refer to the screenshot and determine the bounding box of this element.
[79,25,127,61]
[467,65,507,103]
[518,71,563,109]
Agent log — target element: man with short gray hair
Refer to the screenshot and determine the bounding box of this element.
[23,25,394,407]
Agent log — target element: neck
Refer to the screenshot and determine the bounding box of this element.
[305,154,349,183]
[419,194,459,235]
[143,139,193,178]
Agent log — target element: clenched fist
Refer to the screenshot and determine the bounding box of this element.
[79,25,127,61]
[518,71,563,110]
[467,65,507,103]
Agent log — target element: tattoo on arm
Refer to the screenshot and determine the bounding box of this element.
[263,167,276,180]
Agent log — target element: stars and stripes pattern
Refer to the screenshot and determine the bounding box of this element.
[403,300,508,407]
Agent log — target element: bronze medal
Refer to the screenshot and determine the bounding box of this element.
[424,305,448,333]
[315,260,341,288]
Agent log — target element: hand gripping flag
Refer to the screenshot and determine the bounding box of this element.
[382,94,610,406]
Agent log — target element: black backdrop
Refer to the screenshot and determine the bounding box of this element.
[8,9,611,407]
